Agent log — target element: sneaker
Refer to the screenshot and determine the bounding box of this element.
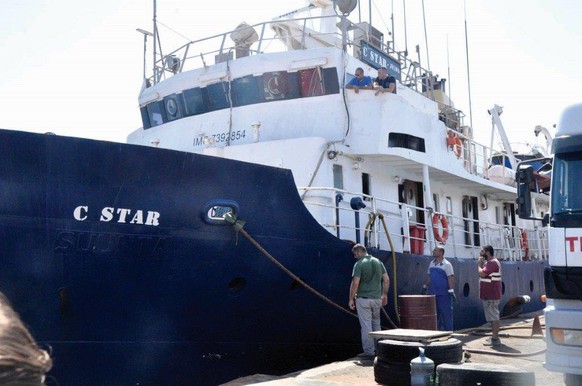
[357,352,375,359]
[483,337,501,347]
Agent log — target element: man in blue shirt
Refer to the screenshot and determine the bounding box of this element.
[346,67,373,94]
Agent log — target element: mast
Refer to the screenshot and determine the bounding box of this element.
[421,0,430,71]
[151,0,165,84]
[136,28,153,81]
[153,0,157,83]
[390,0,395,50]
[464,0,474,129]
[403,0,409,56]
[369,0,372,29]
[447,34,451,100]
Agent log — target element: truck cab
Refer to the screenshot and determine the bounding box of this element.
[517,103,582,386]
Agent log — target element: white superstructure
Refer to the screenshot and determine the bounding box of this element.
[128,1,550,261]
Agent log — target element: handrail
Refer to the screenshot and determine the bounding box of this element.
[148,13,435,95]
[298,187,548,261]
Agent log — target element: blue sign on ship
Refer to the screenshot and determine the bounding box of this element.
[359,41,402,81]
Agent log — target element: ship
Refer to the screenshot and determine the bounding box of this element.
[0,1,551,385]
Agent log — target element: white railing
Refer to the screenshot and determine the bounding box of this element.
[447,127,518,183]
[298,187,548,261]
[149,13,438,95]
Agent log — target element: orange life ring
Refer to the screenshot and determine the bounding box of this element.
[520,229,529,260]
[446,132,462,158]
[432,214,449,244]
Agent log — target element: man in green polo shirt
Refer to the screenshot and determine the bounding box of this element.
[348,243,389,358]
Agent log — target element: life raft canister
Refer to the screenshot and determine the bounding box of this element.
[432,214,449,243]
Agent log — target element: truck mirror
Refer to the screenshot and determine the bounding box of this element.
[516,165,533,218]
[516,164,534,184]
[542,213,549,227]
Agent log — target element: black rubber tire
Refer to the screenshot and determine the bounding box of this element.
[424,339,463,366]
[374,357,411,386]
[565,373,582,386]
[376,339,422,363]
[436,362,535,386]
[376,338,463,366]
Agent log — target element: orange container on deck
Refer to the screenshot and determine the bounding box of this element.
[399,295,437,330]
[409,225,426,255]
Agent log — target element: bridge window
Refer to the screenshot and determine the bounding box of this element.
[140,67,340,129]
[388,133,426,152]
[146,101,165,128]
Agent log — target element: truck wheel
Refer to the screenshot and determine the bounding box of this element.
[374,357,411,386]
[564,373,582,386]
[437,363,535,386]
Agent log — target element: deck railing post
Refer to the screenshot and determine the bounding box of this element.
[401,204,411,253]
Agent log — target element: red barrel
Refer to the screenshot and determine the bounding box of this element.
[399,295,437,330]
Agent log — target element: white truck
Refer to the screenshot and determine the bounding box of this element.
[517,103,582,386]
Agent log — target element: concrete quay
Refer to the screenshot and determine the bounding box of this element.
[223,315,565,385]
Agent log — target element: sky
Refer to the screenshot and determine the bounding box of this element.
[1,0,581,149]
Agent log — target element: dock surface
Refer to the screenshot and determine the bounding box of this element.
[223,315,565,385]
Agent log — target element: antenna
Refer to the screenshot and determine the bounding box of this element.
[447,34,451,101]
[153,0,157,83]
[151,0,166,84]
[136,28,153,81]
[421,0,430,71]
[391,0,395,50]
[464,0,474,129]
[403,0,408,56]
[368,0,372,30]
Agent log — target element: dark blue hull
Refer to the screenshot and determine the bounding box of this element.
[0,129,545,385]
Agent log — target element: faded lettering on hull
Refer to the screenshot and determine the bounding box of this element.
[54,231,170,259]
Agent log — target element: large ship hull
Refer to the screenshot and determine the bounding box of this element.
[0,129,545,385]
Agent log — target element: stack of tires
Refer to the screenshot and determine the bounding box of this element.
[374,338,463,386]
